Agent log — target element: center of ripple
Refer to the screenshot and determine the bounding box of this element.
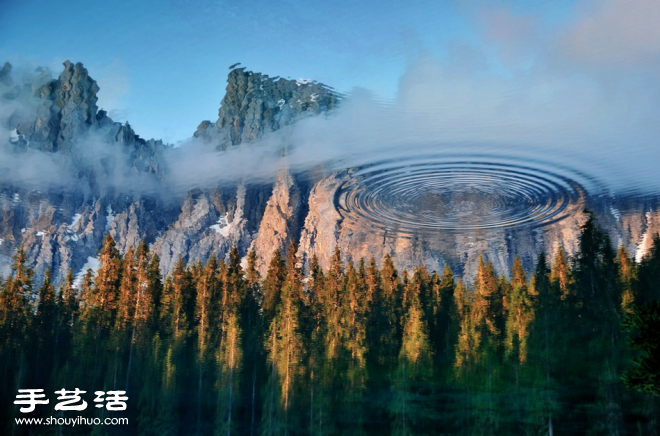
[335,156,589,235]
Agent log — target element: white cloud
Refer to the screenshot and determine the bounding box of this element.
[562,0,660,66]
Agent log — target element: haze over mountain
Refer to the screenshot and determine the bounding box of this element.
[0,60,658,285]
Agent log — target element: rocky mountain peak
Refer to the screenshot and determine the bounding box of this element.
[2,61,658,290]
[52,61,99,120]
[0,62,13,87]
[194,67,340,149]
[12,61,100,152]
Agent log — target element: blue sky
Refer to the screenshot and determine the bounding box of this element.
[0,0,570,143]
[1,0,659,156]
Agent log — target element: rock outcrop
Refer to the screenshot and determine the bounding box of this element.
[194,68,339,149]
[1,61,658,286]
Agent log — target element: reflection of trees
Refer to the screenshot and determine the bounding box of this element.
[2,225,660,435]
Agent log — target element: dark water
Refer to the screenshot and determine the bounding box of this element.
[336,153,591,235]
[2,231,659,436]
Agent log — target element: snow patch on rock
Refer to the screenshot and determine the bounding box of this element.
[210,212,235,238]
[68,213,82,231]
[74,256,100,289]
[635,211,653,263]
[9,129,19,143]
[106,206,115,231]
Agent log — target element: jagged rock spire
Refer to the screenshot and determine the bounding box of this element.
[194,68,340,149]
[12,61,100,152]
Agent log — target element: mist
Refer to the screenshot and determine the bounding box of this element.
[0,121,163,198]
[3,0,660,200]
[0,62,163,198]
[164,0,660,198]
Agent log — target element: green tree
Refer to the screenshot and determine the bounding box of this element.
[622,300,660,396]
[392,287,433,435]
[89,235,122,329]
[262,242,304,435]
[550,245,573,301]
[262,250,286,326]
[160,256,194,341]
[0,248,34,343]
[471,256,504,362]
[638,234,660,303]
[504,257,535,364]
[617,245,638,314]
[435,264,457,366]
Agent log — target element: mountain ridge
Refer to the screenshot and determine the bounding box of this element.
[0,60,658,286]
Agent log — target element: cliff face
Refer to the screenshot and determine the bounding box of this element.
[0,61,658,285]
[0,61,168,283]
[194,67,339,149]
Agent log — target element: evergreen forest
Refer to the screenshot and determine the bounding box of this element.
[1,215,659,435]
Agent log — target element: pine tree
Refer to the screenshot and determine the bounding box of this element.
[196,254,219,359]
[343,261,368,368]
[193,254,220,435]
[550,245,574,301]
[574,213,606,299]
[323,246,345,361]
[134,241,157,328]
[216,308,243,436]
[454,278,475,370]
[398,287,432,377]
[262,242,305,434]
[78,268,96,322]
[472,256,503,344]
[124,242,161,393]
[503,257,535,364]
[370,253,402,368]
[58,269,79,331]
[436,264,457,365]
[115,246,137,330]
[245,249,262,300]
[160,256,194,341]
[215,246,246,435]
[339,260,369,432]
[55,269,78,373]
[528,252,556,435]
[262,250,286,325]
[36,268,57,339]
[91,235,123,329]
[638,234,660,303]
[0,248,34,345]
[241,249,263,436]
[34,268,57,386]
[148,252,163,327]
[304,253,324,336]
[622,300,660,396]
[303,253,327,435]
[617,245,637,315]
[365,257,380,305]
[393,285,433,435]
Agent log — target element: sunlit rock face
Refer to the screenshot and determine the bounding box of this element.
[194,67,340,149]
[0,61,658,284]
[0,61,169,284]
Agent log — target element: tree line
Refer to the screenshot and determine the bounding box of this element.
[1,214,659,435]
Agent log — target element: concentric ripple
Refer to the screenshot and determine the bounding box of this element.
[335,155,594,235]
